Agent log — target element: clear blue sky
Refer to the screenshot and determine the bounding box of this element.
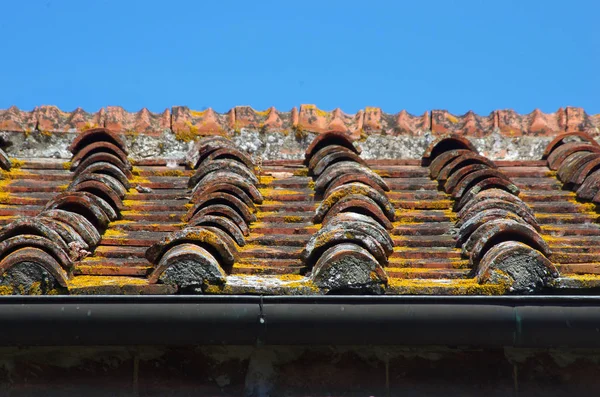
[0,0,598,115]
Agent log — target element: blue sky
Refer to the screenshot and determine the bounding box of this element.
[0,0,598,115]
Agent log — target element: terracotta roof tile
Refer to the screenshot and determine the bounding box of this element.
[297,104,363,139]
[497,108,565,136]
[171,106,232,138]
[0,106,37,132]
[431,110,496,137]
[36,105,105,133]
[363,109,430,135]
[0,105,599,295]
[104,106,170,135]
[233,106,293,133]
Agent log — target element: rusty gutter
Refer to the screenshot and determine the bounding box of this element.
[0,295,599,347]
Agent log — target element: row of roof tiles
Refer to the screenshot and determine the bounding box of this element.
[4,125,600,294]
[0,105,598,138]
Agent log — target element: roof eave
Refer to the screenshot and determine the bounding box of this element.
[1,295,599,348]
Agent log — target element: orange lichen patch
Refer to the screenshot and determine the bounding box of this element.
[386,278,508,295]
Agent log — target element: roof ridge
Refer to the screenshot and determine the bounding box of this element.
[0,105,598,137]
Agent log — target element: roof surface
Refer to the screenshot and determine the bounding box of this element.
[0,105,600,296]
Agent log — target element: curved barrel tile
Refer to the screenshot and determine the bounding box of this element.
[147,136,259,291]
[311,243,387,294]
[423,138,555,292]
[477,241,558,294]
[302,133,395,293]
[0,247,70,291]
[422,134,478,166]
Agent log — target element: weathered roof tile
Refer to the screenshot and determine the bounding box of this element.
[0,105,599,295]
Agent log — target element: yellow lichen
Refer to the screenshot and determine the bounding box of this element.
[190,109,208,117]
[28,281,42,295]
[561,274,600,288]
[293,168,309,177]
[0,169,27,181]
[62,161,72,170]
[0,285,14,295]
[122,199,149,207]
[68,275,147,289]
[175,122,200,142]
[9,159,25,169]
[130,175,150,184]
[387,278,508,295]
[157,169,185,177]
[110,220,134,225]
[121,210,142,216]
[275,274,305,282]
[293,125,307,140]
[283,215,304,223]
[255,108,270,117]
[258,188,302,197]
[0,192,14,204]
[81,122,99,131]
[103,229,126,238]
[124,129,139,137]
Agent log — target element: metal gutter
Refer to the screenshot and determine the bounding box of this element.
[0,295,599,347]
